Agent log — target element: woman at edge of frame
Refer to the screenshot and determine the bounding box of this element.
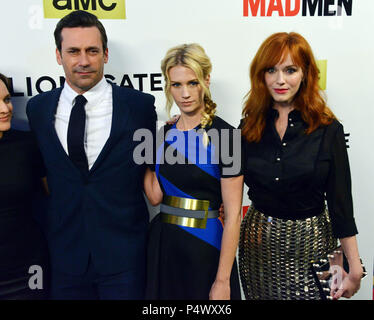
[0,72,50,299]
[238,32,363,300]
[143,43,243,300]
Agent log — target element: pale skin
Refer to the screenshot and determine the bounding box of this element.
[143,65,243,300]
[56,26,108,95]
[264,54,363,299]
[0,79,12,138]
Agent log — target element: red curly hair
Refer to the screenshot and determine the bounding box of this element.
[242,32,336,143]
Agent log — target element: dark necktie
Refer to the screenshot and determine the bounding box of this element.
[67,95,89,173]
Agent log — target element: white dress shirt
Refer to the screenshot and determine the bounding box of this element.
[55,77,113,170]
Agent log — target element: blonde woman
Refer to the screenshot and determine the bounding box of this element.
[144,44,243,300]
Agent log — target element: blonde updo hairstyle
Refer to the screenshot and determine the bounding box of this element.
[161,43,217,131]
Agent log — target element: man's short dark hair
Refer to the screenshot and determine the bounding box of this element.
[54,10,108,52]
[0,73,10,91]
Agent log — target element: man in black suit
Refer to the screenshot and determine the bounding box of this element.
[26,10,157,299]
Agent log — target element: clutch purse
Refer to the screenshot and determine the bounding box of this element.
[310,245,367,300]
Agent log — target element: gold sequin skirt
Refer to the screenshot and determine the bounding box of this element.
[238,206,337,300]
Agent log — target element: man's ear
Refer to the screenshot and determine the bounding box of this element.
[104,48,109,64]
[56,48,62,65]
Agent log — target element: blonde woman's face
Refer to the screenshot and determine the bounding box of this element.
[168,65,208,116]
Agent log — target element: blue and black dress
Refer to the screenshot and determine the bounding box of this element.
[146,116,242,300]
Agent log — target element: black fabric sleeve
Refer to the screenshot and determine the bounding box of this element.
[325,122,358,238]
[30,134,47,178]
[238,119,246,178]
[33,147,46,178]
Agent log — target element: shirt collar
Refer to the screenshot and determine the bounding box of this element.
[62,77,110,107]
[267,108,303,122]
[82,77,110,108]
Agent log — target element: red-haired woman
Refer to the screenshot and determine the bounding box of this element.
[238,32,363,300]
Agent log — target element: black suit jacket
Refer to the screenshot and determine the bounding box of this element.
[26,82,157,275]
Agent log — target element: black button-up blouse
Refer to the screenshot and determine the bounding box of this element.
[241,109,358,238]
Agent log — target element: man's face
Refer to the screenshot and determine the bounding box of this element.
[56,27,108,94]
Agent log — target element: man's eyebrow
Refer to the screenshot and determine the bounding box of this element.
[64,46,100,50]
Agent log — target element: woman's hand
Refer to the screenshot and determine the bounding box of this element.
[41,177,50,196]
[165,114,180,125]
[331,267,363,299]
[218,203,225,220]
[209,279,231,300]
[143,167,163,206]
[335,236,364,299]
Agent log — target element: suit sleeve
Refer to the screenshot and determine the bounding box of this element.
[31,134,46,178]
[25,98,45,178]
[146,95,157,172]
[26,97,37,133]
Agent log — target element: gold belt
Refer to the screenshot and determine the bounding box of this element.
[160,195,217,229]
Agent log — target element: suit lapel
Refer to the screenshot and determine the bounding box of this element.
[89,83,132,174]
[44,87,84,175]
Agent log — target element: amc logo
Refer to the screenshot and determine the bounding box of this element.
[43,0,126,19]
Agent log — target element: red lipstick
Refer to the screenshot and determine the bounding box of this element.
[274,89,288,94]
